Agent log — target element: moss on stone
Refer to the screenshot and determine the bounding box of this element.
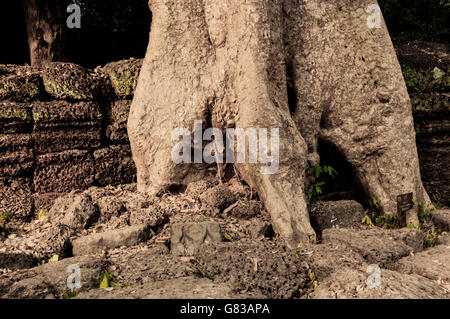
[43,80,93,100]
[0,103,31,121]
[32,101,103,124]
[410,93,450,113]
[103,58,142,99]
[402,67,449,93]
[113,111,128,121]
[32,109,52,122]
[0,74,43,101]
[42,62,99,100]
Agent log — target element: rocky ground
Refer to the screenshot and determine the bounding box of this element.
[0,178,449,299]
[0,40,448,299]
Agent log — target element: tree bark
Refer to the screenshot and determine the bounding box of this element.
[128,0,432,248]
[23,0,64,67]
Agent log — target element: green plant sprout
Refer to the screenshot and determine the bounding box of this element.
[99,270,127,289]
[361,198,399,229]
[307,165,338,200]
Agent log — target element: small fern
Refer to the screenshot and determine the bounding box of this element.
[307,165,338,200]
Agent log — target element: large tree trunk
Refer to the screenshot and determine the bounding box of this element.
[23,0,64,67]
[128,0,432,248]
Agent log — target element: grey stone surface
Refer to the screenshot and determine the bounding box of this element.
[395,243,450,284]
[109,244,199,284]
[321,228,416,267]
[0,252,35,271]
[47,191,99,231]
[248,219,272,239]
[309,267,448,299]
[309,200,365,233]
[299,242,367,282]
[229,200,261,219]
[0,177,34,219]
[194,239,308,299]
[1,256,108,298]
[199,185,238,211]
[129,206,168,228]
[96,196,126,220]
[102,58,142,99]
[33,225,74,258]
[170,222,222,256]
[437,234,450,245]
[1,223,74,260]
[185,180,214,200]
[59,194,98,231]
[72,225,151,256]
[42,62,104,100]
[75,276,262,299]
[431,209,450,232]
[391,228,424,253]
[74,243,263,299]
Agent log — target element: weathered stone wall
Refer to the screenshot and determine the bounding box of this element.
[0,59,141,219]
[396,42,450,206]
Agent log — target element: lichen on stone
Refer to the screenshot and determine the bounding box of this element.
[410,93,450,113]
[42,62,104,100]
[0,73,44,101]
[0,102,32,122]
[102,58,143,99]
[402,66,449,93]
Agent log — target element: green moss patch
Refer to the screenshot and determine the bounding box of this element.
[42,62,103,100]
[102,58,142,99]
[402,66,449,93]
[410,93,450,113]
[0,102,32,122]
[32,101,103,123]
[0,73,44,101]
